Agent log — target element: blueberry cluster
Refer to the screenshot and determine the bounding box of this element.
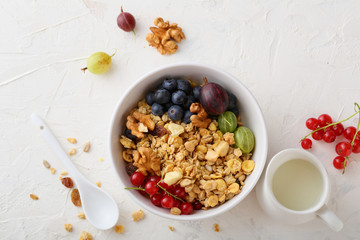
[146,78,202,123]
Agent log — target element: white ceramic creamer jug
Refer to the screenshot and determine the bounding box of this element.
[256,148,343,231]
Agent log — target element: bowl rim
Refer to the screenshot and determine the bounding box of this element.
[108,62,268,220]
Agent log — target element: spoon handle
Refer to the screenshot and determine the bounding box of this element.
[31,114,83,180]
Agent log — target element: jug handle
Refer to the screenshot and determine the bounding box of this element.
[316,205,343,232]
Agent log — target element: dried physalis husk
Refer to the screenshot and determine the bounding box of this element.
[61,177,74,188]
[71,189,82,207]
[83,141,91,152]
[42,160,50,169]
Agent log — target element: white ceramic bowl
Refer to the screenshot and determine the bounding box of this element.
[109,62,268,220]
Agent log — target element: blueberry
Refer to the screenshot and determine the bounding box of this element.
[151,103,165,116]
[168,105,184,121]
[228,107,239,116]
[171,90,187,105]
[164,102,172,111]
[155,89,171,104]
[182,110,194,124]
[192,86,202,100]
[145,92,155,105]
[176,79,191,94]
[184,96,196,109]
[227,91,237,109]
[161,78,177,92]
[125,128,137,141]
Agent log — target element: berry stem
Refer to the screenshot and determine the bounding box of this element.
[203,77,208,84]
[110,50,117,57]
[342,157,348,175]
[350,103,360,146]
[301,103,360,141]
[157,172,185,202]
[124,187,145,191]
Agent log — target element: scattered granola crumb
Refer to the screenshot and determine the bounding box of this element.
[170,207,181,215]
[67,138,77,144]
[80,231,93,240]
[77,212,86,219]
[64,224,73,232]
[59,176,63,180]
[132,209,144,222]
[214,223,220,232]
[60,171,68,176]
[99,158,104,162]
[168,226,174,231]
[30,194,39,200]
[96,181,101,187]
[50,168,56,175]
[69,148,76,156]
[43,160,50,169]
[114,225,124,233]
[83,141,91,152]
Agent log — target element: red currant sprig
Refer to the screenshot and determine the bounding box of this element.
[301,103,360,174]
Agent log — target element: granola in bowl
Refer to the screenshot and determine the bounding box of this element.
[119,78,255,214]
[109,63,268,220]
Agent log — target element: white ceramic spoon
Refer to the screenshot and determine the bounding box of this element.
[31,114,119,230]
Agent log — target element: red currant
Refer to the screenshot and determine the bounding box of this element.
[173,199,182,208]
[161,195,174,208]
[333,156,347,170]
[323,130,336,143]
[148,175,161,183]
[318,114,332,126]
[344,126,357,141]
[301,138,312,149]
[312,131,324,141]
[174,186,187,199]
[192,200,203,210]
[150,194,162,206]
[166,185,176,194]
[144,181,159,195]
[331,123,344,136]
[306,118,318,130]
[335,142,352,157]
[158,180,169,189]
[130,172,145,186]
[180,202,193,215]
[352,139,360,153]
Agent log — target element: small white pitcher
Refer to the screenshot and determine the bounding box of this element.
[256,148,343,231]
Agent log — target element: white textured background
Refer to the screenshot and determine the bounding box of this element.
[1,0,360,239]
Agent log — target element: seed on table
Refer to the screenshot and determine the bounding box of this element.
[67,138,77,144]
[83,141,91,152]
[42,160,50,169]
